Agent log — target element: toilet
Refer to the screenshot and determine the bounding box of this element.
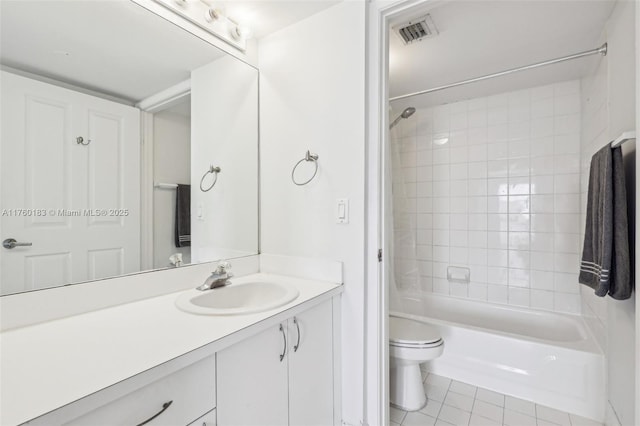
[389,316,444,411]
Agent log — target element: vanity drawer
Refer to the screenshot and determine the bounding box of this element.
[64,356,216,426]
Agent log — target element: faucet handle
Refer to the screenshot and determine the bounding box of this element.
[216,260,231,274]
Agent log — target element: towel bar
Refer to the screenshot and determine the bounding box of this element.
[611,131,636,148]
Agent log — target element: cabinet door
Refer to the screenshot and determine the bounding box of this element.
[216,324,289,426]
[288,301,334,426]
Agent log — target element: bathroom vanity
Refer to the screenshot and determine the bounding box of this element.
[1,271,342,425]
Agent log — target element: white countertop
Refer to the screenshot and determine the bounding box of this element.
[0,273,342,425]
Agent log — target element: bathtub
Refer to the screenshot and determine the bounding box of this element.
[391,294,605,421]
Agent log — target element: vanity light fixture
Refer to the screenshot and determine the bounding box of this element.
[155,0,251,51]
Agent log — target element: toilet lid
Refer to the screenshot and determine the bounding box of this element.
[389,316,442,345]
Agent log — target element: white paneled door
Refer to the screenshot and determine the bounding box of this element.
[1,71,140,294]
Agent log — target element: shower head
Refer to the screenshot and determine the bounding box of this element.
[401,107,416,118]
[390,107,416,129]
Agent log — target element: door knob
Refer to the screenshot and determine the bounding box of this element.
[2,238,33,249]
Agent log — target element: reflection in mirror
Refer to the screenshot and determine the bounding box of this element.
[0,0,259,296]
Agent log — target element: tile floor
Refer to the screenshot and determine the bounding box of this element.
[390,373,602,426]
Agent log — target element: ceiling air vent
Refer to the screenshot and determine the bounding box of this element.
[394,14,438,45]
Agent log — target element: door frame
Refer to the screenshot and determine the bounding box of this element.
[366,2,640,425]
[364,1,431,424]
[137,84,191,271]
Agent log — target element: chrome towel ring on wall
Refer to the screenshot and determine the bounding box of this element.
[291,150,319,186]
[200,165,221,192]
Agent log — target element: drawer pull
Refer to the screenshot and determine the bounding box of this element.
[279,323,287,362]
[293,317,300,352]
[135,400,173,426]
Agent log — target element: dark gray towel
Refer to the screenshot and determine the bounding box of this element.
[175,184,191,248]
[579,144,631,299]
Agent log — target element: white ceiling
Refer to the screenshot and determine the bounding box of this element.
[216,1,341,39]
[389,0,616,109]
[0,0,340,103]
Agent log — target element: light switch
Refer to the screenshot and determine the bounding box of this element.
[336,198,349,224]
[197,203,205,220]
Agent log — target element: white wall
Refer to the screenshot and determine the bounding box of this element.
[153,107,191,269]
[580,1,636,425]
[391,81,583,314]
[258,2,366,424]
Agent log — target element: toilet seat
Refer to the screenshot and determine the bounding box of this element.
[389,317,442,347]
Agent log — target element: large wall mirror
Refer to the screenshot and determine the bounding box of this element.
[0,0,259,296]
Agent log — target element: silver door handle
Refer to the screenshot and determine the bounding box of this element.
[3,238,33,249]
[293,317,301,352]
[279,324,287,362]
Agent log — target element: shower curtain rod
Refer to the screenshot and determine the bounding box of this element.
[389,43,608,102]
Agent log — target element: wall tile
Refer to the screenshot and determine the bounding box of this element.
[468,144,488,162]
[530,194,554,213]
[469,196,488,213]
[530,232,554,252]
[469,248,488,266]
[487,249,508,267]
[488,284,509,303]
[392,81,582,314]
[469,231,488,248]
[488,214,509,231]
[530,175,554,194]
[530,156,555,175]
[468,127,488,145]
[531,289,555,310]
[469,214,488,231]
[468,179,488,196]
[451,163,468,179]
[530,270,555,290]
[469,283,488,301]
[531,84,554,100]
[487,267,509,285]
[488,160,509,178]
[508,287,530,307]
[509,251,530,269]
[531,98,554,118]
[509,268,530,287]
[487,142,509,159]
[488,231,508,249]
[450,213,468,230]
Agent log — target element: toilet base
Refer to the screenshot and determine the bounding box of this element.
[389,363,427,411]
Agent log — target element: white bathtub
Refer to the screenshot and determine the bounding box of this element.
[392,294,605,421]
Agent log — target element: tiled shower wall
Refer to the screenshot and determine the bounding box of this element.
[392,80,583,314]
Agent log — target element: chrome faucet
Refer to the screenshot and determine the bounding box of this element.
[197,261,233,291]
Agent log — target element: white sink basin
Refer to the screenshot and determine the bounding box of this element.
[175,281,299,315]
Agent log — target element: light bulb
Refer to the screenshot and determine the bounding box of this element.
[204,7,220,22]
[230,24,252,41]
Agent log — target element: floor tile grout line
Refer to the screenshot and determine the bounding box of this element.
[435,387,450,422]
[405,373,599,426]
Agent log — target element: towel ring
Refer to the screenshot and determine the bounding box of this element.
[291,150,319,186]
[200,165,221,192]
